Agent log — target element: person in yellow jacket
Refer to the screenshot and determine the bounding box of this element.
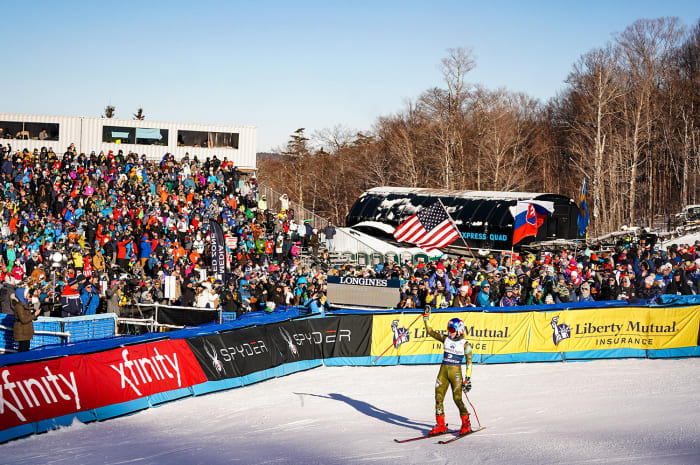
[423,306,473,435]
[425,280,451,308]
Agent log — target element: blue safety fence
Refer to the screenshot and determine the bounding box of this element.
[0,306,303,367]
[1,314,75,351]
[62,314,117,342]
[0,313,116,357]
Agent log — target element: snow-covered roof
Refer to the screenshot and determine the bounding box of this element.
[365,186,550,201]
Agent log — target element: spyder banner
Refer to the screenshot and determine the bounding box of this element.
[187,315,372,381]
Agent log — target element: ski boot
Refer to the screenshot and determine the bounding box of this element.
[428,414,448,435]
[459,414,472,435]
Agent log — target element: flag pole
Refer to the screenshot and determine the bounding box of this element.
[437,199,476,260]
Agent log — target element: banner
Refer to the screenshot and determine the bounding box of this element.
[157,307,220,326]
[327,275,401,308]
[0,340,206,431]
[187,315,372,381]
[209,220,226,276]
[308,315,372,359]
[370,311,531,357]
[187,326,282,381]
[529,306,700,353]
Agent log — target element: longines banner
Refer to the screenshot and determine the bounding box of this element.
[529,306,700,352]
[327,275,401,308]
[370,312,531,357]
[187,315,372,381]
[0,340,206,431]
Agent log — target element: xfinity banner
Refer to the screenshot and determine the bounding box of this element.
[0,340,206,431]
[187,315,372,381]
[327,275,401,308]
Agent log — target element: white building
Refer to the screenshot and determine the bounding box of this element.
[0,113,257,170]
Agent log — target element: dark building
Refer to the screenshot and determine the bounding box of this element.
[346,187,580,251]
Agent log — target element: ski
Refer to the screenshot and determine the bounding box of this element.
[438,426,486,444]
[394,428,456,443]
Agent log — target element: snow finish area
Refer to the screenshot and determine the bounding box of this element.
[2,358,699,465]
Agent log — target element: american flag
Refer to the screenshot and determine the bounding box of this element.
[393,202,461,251]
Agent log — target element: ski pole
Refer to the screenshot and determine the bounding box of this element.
[464,392,482,428]
[371,310,424,364]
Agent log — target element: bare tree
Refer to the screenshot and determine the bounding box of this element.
[616,17,684,226]
[564,45,624,235]
[419,47,476,189]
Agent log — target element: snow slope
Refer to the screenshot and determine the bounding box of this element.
[2,358,699,465]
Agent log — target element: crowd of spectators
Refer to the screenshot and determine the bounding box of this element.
[391,243,700,309]
[1,143,699,352]
[0,143,332,336]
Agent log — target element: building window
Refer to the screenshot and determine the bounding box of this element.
[177,130,239,148]
[102,126,168,145]
[0,121,59,141]
[136,128,168,145]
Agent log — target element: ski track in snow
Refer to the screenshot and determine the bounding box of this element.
[1,358,699,465]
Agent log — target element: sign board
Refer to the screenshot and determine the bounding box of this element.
[327,275,401,309]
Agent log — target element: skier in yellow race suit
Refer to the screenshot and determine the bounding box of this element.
[423,306,473,435]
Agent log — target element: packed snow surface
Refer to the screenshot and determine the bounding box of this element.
[2,358,699,465]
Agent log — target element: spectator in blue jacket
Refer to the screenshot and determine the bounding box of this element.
[475,280,493,307]
[80,282,100,315]
[140,234,152,267]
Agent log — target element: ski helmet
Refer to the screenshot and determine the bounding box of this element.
[447,318,465,337]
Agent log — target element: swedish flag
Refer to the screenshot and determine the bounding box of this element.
[577,178,589,237]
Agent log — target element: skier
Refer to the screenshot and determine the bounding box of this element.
[422,305,473,436]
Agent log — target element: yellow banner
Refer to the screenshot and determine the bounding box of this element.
[371,312,531,357]
[529,306,700,352]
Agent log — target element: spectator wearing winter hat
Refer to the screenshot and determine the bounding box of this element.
[60,276,83,317]
[578,281,595,303]
[12,286,41,352]
[80,281,100,315]
[618,275,636,300]
[664,269,692,296]
[475,280,493,307]
[500,286,518,307]
[526,286,545,306]
[598,275,620,301]
[428,262,450,291]
[637,275,661,301]
[426,279,452,308]
[452,284,472,307]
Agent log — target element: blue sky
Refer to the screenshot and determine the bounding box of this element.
[2,1,698,151]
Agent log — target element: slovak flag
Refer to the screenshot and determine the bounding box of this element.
[512,201,554,245]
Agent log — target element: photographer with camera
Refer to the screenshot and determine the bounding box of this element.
[60,275,84,317]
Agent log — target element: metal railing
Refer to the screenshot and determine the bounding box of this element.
[117,302,223,333]
[0,322,72,347]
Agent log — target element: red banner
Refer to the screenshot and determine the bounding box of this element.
[0,339,206,431]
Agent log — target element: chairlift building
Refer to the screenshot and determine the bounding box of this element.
[0,113,257,169]
[346,187,580,251]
